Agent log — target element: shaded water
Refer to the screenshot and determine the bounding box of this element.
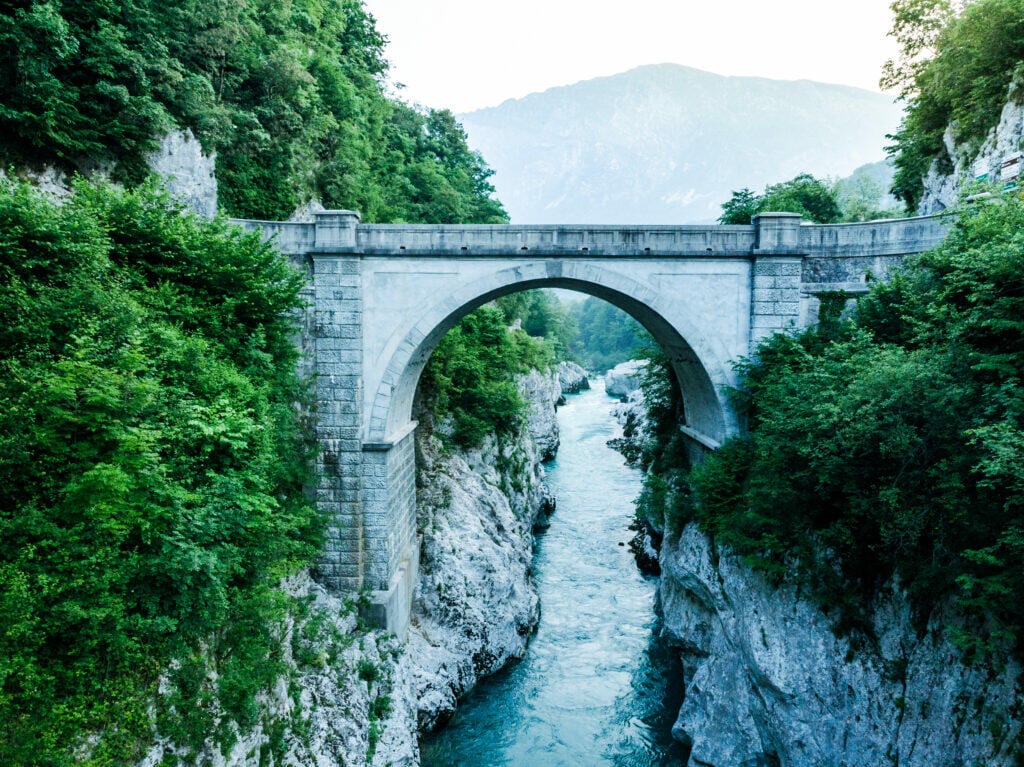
[420,382,688,767]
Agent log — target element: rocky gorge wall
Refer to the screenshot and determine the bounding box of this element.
[919,76,1024,214]
[135,365,568,766]
[10,129,219,217]
[661,525,1024,767]
[404,367,562,731]
[605,364,1024,767]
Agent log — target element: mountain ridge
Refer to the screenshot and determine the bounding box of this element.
[459,63,903,224]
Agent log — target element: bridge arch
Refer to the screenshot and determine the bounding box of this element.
[234,209,952,636]
[369,261,736,452]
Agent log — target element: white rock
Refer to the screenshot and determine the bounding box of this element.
[146,129,218,218]
[519,368,562,460]
[919,78,1024,214]
[660,523,1024,767]
[605,359,648,398]
[557,361,590,394]
[407,376,558,730]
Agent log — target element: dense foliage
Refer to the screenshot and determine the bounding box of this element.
[496,291,578,362]
[567,296,651,373]
[648,194,1024,656]
[418,305,558,448]
[886,0,1024,210]
[0,180,321,764]
[0,0,507,222]
[719,173,843,224]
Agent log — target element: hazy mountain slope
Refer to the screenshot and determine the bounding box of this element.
[459,64,903,224]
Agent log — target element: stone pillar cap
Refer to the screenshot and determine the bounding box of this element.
[315,209,361,219]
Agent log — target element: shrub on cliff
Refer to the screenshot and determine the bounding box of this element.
[0,179,321,764]
[656,193,1024,656]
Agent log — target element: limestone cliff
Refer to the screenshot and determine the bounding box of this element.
[405,369,560,730]
[661,524,1024,767]
[919,76,1024,214]
[13,129,218,217]
[605,372,1023,767]
[557,361,590,395]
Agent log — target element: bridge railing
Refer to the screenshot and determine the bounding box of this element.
[354,223,758,256]
[800,215,950,257]
[230,211,949,260]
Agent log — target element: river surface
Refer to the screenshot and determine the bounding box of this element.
[420,382,688,767]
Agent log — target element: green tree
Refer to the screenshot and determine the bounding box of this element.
[886,0,1024,210]
[0,179,320,764]
[695,192,1024,654]
[568,296,652,372]
[719,173,842,224]
[718,187,760,224]
[880,0,960,98]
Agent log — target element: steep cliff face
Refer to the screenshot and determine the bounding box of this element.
[603,370,1024,767]
[920,78,1024,213]
[14,129,218,217]
[406,369,560,730]
[138,572,419,767]
[661,524,1024,767]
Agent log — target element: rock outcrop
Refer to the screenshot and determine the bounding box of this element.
[920,77,1024,214]
[660,523,1024,767]
[406,368,561,731]
[519,368,562,460]
[557,361,590,395]
[605,359,648,399]
[146,130,218,218]
[12,129,218,217]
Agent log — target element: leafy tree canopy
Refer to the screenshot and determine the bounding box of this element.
[0,0,507,223]
[650,193,1024,658]
[885,0,1024,210]
[719,173,842,224]
[0,179,320,764]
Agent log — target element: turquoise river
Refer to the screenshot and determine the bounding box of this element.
[420,381,688,766]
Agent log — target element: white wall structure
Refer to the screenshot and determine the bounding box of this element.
[233,211,949,636]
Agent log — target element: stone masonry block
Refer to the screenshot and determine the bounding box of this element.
[752,315,786,329]
[753,288,785,303]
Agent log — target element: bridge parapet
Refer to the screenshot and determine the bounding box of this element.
[232,211,947,261]
[353,223,757,256]
[801,215,949,257]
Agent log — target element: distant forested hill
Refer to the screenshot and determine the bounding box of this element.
[459,64,902,223]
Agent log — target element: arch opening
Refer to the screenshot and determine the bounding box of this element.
[373,268,736,452]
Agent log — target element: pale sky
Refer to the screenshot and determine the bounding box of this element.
[363,0,901,113]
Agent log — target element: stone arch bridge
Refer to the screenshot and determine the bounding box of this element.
[234,211,948,636]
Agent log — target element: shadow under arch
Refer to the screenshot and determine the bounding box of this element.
[370,262,738,449]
